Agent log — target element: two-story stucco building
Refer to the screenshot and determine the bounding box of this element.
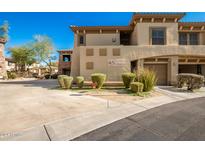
[57,49,72,75]
[70,13,205,85]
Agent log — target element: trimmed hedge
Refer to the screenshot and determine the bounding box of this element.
[76,76,84,88]
[64,76,73,89]
[130,82,144,93]
[122,72,136,88]
[57,75,68,88]
[91,73,106,89]
[137,69,157,92]
[177,73,204,91]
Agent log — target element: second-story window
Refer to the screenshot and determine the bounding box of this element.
[179,33,188,45]
[79,35,84,45]
[63,55,71,62]
[179,33,199,45]
[151,28,166,45]
[189,33,199,45]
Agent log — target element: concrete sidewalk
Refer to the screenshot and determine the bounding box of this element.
[1,86,205,141]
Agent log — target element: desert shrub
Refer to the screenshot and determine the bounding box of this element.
[177,73,204,91]
[91,73,106,89]
[51,73,58,79]
[122,72,136,88]
[7,71,17,79]
[136,69,157,92]
[63,76,73,89]
[76,76,84,88]
[130,82,144,93]
[57,75,67,88]
[44,74,51,79]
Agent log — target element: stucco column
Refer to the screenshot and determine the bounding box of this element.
[168,56,178,85]
[0,39,7,79]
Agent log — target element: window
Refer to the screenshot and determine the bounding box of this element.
[179,33,199,45]
[86,48,94,56]
[113,48,120,56]
[179,33,188,45]
[63,55,71,62]
[151,28,166,45]
[79,35,84,45]
[99,48,107,56]
[86,62,94,70]
[189,33,199,45]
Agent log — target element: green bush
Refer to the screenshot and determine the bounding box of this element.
[136,69,157,92]
[130,82,144,93]
[76,76,84,88]
[57,75,67,88]
[7,71,17,79]
[91,73,106,89]
[64,76,73,89]
[122,72,136,88]
[177,73,204,91]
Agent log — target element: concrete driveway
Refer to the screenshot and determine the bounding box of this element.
[74,96,205,141]
[0,79,122,133]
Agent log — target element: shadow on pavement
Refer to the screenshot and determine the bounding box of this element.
[0,79,59,90]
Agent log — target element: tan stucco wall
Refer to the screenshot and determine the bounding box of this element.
[133,23,179,45]
[72,45,205,84]
[70,48,80,78]
[78,47,129,81]
[130,25,138,45]
[74,34,78,47]
[199,33,205,45]
[85,33,120,46]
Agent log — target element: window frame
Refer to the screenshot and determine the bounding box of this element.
[79,35,85,45]
[62,55,71,62]
[189,33,199,45]
[179,32,188,45]
[150,27,166,45]
[178,32,199,45]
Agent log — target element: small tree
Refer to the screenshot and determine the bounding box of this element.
[32,35,56,76]
[8,45,36,73]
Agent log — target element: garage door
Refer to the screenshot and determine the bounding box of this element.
[144,64,168,85]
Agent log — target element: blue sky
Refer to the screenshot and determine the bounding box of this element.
[1,12,205,58]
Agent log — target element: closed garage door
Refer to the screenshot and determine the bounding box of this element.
[144,64,168,85]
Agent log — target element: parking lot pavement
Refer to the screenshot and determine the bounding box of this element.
[74,96,205,141]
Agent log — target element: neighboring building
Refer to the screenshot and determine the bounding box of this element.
[28,63,58,75]
[0,38,6,79]
[5,57,16,71]
[70,12,205,85]
[57,49,72,75]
